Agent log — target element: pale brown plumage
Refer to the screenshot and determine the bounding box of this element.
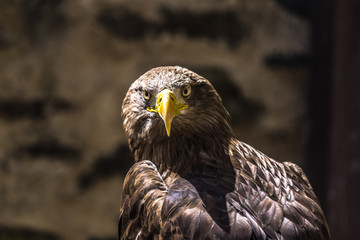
[119,66,330,240]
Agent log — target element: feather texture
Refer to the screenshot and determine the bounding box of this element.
[119,66,330,240]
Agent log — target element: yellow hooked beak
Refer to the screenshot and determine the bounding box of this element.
[147,89,188,136]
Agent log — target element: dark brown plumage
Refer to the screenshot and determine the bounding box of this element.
[119,66,330,240]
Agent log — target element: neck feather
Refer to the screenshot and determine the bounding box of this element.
[129,122,233,174]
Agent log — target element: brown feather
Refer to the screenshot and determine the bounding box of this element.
[119,66,330,240]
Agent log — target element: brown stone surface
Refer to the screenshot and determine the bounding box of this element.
[0,1,311,239]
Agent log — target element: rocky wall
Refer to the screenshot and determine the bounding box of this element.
[0,0,311,239]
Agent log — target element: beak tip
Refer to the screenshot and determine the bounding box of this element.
[166,127,171,137]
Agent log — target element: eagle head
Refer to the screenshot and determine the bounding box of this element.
[122,66,232,169]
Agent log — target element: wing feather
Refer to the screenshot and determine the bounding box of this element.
[230,140,330,239]
[119,160,167,240]
[119,141,330,240]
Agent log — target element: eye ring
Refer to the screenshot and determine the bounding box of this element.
[142,89,152,101]
[181,85,191,98]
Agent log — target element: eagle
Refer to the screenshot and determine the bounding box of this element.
[119,66,330,240]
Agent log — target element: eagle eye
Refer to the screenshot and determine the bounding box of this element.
[181,85,191,98]
[142,89,152,101]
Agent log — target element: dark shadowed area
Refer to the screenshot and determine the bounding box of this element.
[0,0,358,239]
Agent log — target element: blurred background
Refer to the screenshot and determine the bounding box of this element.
[0,0,359,239]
